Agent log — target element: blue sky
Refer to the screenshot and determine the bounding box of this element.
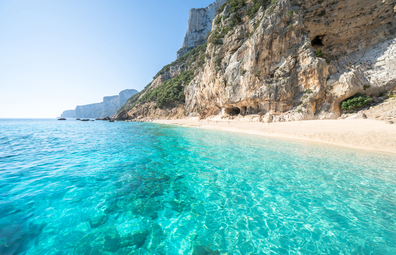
[0,0,215,118]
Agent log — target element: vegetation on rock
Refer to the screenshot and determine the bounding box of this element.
[228,0,246,14]
[120,42,207,112]
[315,49,324,58]
[153,43,207,79]
[245,0,272,18]
[341,94,372,110]
[138,71,195,108]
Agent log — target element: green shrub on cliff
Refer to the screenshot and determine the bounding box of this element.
[341,94,372,110]
[229,0,246,14]
[229,13,242,27]
[209,29,223,45]
[218,2,228,14]
[139,71,195,108]
[315,49,324,58]
[245,0,271,18]
[153,43,207,79]
[215,16,222,26]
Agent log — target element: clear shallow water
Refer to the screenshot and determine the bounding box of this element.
[1,119,396,255]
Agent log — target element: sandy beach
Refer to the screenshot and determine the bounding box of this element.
[153,118,396,154]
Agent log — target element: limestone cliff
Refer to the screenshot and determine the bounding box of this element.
[185,0,396,122]
[117,0,396,123]
[177,0,228,58]
[61,89,138,118]
[60,110,76,118]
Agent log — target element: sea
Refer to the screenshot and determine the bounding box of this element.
[1,118,396,254]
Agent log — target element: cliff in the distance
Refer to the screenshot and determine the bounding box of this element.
[116,0,396,123]
[61,89,138,118]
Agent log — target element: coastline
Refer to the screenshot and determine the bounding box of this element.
[152,118,396,155]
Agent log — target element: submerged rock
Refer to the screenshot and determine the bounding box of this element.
[89,214,108,228]
[57,118,66,120]
[119,230,149,249]
[192,244,220,255]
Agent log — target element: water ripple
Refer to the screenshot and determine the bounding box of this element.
[0,119,396,254]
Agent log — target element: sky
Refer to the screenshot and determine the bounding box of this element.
[0,0,216,118]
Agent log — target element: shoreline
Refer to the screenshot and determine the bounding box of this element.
[152,118,396,155]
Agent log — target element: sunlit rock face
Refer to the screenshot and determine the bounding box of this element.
[184,0,396,122]
[61,89,138,118]
[177,0,227,58]
[119,0,396,122]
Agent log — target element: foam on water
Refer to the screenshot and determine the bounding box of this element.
[1,119,396,254]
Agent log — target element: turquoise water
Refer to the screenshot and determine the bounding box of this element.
[1,119,396,255]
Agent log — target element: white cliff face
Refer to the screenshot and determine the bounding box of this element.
[61,89,138,118]
[120,0,396,122]
[184,0,396,122]
[60,110,76,118]
[177,0,227,58]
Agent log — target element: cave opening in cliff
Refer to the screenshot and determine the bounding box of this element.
[311,35,324,47]
[225,107,241,116]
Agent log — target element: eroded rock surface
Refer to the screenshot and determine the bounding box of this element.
[119,0,396,123]
[185,0,396,122]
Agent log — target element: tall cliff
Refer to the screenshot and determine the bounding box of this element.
[116,0,396,123]
[61,89,138,118]
[177,0,228,58]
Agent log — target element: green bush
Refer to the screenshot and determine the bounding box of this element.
[341,94,372,110]
[208,29,223,45]
[221,26,231,35]
[315,49,324,58]
[197,54,206,68]
[218,2,228,14]
[245,0,270,18]
[139,71,195,108]
[229,0,246,14]
[229,13,242,27]
[153,43,207,79]
[215,16,222,26]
